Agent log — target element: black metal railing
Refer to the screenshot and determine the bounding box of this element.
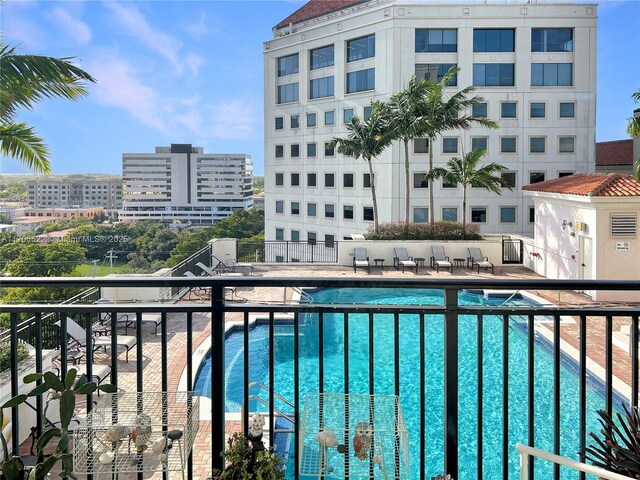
[237,240,339,263]
[0,276,638,480]
[169,243,213,296]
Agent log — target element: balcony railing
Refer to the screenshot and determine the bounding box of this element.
[1,276,638,480]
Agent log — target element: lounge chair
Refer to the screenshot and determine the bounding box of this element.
[353,247,370,273]
[210,254,255,275]
[184,271,237,301]
[55,318,137,363]
[430,245,453,273]
[393,248,418,273]
[467,247,494,274]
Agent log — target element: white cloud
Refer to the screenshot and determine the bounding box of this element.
[49,7,92,45]
[184,53,205,77]
[209,100,256,140]
[185,11,210,37]
[88,56,170,134]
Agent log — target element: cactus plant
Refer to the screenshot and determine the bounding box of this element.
[0,368,115,479]
[584,404,640,478]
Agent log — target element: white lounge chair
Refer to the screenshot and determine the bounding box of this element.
[56,318,137,363]
[467,247,494,274]
[353,247,370,273]
[430,245,453,273]
[393,248,418,273]
[184,271,237,300]
[209,254,255,275]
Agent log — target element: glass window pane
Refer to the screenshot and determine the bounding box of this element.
[310,76,334,99]
[443,138,458,153]
[307,143,317,157]
[363,173,372,188]
[307,173,316,187]
[473,103,487,118]
[290,115,299,128]
[413,172,428,188]
[310,45,334,70]
[343,173,354,188]
[363,207,374,221]
[291,202,300,215]
[325,111,335,125]
[471,207,487,223]
[291,144,300,157]
[413,208,428,223]
[559,136,575,153]
[275,228,284,241]
[501,102,517,118]
[544,63,557,86]
[347,34,375,62]
[275,201,283,214]
[559,102,575,118]
[558,64,572,86]
[501,171,517,188]
[530,103,545,118]
[344,108,354,123]
[529,172,545,184]
[442,207,457,222]
[414,138,429,153]
[531,64,543,86]
[500,207,516,223]
[275,117,283,130]
[307,113,316,127]
[472,137,488,151]
[343,205,354,219]
[501,137,517,153]
[530,137,546,153]
[291,173,300,186]
[473,29,485,52]
[278,54,299,77]
[307,203,316,216]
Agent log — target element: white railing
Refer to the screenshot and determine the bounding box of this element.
[516,443,635,480]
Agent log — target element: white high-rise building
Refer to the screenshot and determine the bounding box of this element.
[264,0,596,243]
[119,144,253,225]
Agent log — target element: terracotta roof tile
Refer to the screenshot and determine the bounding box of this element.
[275,0,369,30]
[522,173,640,197]
[596,139,633,166]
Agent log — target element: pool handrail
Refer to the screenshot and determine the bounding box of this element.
[516,443,635,480]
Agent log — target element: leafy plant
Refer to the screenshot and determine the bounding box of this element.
[0,344,29,373]
[0,368,116,479]
[584,404,640,478]
[365,221,481,241]
[213,432,284,480]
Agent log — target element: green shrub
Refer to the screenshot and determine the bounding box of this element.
[365,221,482,241]
[0,343,29,373]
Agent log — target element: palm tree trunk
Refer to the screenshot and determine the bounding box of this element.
[462,185,467,235]
[404,138,410,234]
[428,136,435,225]
[367,157,379,234]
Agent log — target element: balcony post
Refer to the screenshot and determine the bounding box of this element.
[211,285,225,473]
[444,287,458,478]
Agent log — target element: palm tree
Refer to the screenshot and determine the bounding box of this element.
[332,103,393,234]
[627,88,640,180]
[417,67,498,224]
[0,43,96,173]
[427,148,510,231]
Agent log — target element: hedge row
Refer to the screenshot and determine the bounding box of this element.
[365,221,482,241]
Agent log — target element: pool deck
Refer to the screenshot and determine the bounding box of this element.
[26,264,638,479]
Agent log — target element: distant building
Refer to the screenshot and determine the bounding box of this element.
[264,0,597,242]
[252,193,265,211]
[27,176,122,219]
[0,224,17,234]
[12,217,59,235]
[595,108,640,175]
[119,144,253,225]
[17,207,104,220]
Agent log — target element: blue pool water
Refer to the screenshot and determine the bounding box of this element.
[195,288,625,479]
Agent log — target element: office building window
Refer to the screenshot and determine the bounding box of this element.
[501,171,517,189]
[291,230,300,242]
[471,207,487,223]
[559,136,575,153]
[275,173,284,186]
[325,173,335,188]
[532,28,573,52]
[275,228,284,241]
[364,106,372,120]
[414,138,429,154]
[275,201,284,214]
[347,68,375,93]
[307,173,317,187]
[471,137,488,152]
[529,207,535,223]
[291,202,300,215]
[347,34,375,62]
[343,173,354,188]
[310,45,334,69]
[559,102,575,118]
[275,117,284,130]
[415,29,457,52]
[558,171,574,178]
[277,83,299,104]
[473,29,515,52]
[500,206,516,223]
[310,76,334,99]
[530,102,546,118]
[307,203,317,217]
[307,112,317,127]
[343,205,354,220]
[413,208,429,223]
[531,63,573,86]
[473,102,488,118]
[291,173,300,186]
[325,234,335,247]
[325,142,335,157]
[344,108,354,123]
[413,172,428,189]
[307,143,317,157]
[501,102,517,118]
[308,232,317,244]
[530,137,546,153]
[275,145,284,158]
[442,207,458,222]
[529,171,546,184]
[363,173,372,188]
[277,53,299,77]
[442,137,458,154]
[415,64,457,86]
[324,204,335,218]
[290,144,300,158]
[473,64,514,86]
[290,114,299,128]
[363,206,374,221]
[325,110,335,125]
[501,137,517,153]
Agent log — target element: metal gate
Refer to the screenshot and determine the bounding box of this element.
[502,236,523,264]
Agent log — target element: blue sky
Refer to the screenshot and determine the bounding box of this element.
[1,0,639,176]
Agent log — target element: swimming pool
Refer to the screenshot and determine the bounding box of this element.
[194,288,623,479]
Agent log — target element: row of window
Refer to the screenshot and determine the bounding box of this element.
[275,201,374,221]
[275,100,576,133]
[278,28,573,79]
[274,229,340,244]
[275,172,371,188]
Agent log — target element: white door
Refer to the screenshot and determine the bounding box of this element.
[579,236,594,280]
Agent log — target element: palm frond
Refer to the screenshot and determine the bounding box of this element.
[0,122,51,174]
